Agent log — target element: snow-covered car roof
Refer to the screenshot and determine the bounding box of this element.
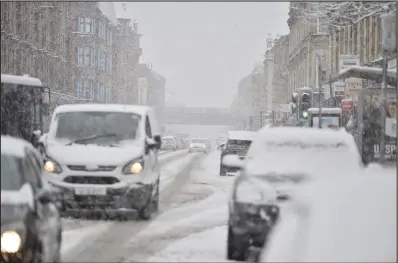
[53,104,151,116]
[227,130,257,141]
[1,74,43,87]
[245,127,361,176]
[263,174,396,262]
[1,135,32,157]
[256,126,354,145]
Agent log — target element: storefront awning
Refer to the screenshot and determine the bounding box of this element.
[329,66,397,87]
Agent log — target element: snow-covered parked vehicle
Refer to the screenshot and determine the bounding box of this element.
[161,136,178,151]
[1,136,62,263]
[222,127,364,261]
[40,104,162,220]
[261,173,396,262]
[219,131,256,176]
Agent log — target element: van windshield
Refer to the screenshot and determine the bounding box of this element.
[54,111,141,145]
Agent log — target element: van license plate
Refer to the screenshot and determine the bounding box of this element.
[75,187,106,196]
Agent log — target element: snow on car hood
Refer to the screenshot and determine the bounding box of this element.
[46,141,144,165]
[246,152,363,180]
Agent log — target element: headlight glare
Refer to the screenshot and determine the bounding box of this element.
[1,231,21,253]
[122,158,144,175]
[44,158,62,173]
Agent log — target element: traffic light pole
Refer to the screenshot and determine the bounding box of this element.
[317,55,323,128]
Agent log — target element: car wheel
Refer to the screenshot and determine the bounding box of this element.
[227,225,246,261]
[152,178,160,212]
[31,239,43,263]
[138,182,158,220]
[52,230,62,263]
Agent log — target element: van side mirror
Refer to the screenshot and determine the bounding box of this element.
[146,137,157,149]
[153,135,162,150]
[31,130,42,148]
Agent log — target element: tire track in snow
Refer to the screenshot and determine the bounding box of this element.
[62,152,204,262]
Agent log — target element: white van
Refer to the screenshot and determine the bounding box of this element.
[40,104,162,220]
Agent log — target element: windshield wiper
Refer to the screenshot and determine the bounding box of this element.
[66,133,117,145]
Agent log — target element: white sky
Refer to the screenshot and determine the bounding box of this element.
[115,2,289,108]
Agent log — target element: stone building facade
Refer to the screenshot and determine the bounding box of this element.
[287,2,330,96]
[137,64,166,122]
[1,1,70,95]
[230,65,266,131]
[113,17,142,104]
[1,2,147,106]
[70,2,116,103]
[328,11,396,101]
[267,34,290,111]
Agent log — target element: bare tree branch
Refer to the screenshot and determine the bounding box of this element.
[290,2,396,29]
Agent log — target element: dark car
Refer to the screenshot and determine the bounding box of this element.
[220,131,256,176]
[1,136,62,263]
[226,173,280,262]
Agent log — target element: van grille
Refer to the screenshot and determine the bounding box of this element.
[63,176,119,185]
[67,165,116,172]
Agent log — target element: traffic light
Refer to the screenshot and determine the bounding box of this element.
[300,92,311,119]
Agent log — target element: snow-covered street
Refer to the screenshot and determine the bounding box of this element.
[59,149,235,262]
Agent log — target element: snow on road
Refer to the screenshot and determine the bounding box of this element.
[60,149,194,258]
[158,149,188,161]
[160,152,199,191]
[149,226,230,262]
[124,150,235,262]
[61,222,113,256]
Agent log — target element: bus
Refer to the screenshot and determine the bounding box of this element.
[1,74,51,146]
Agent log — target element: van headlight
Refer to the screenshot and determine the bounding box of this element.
[44,157,62,173]
[1,231,22,253]
[235,179,275,205]
[122,157,144,175]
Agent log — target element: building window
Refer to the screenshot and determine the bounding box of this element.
[77,47,84,65]
[101,52,106,71]
[77,17,93,34]
[107,29,112,45]
[94,19,99,36]
[83,80,92,99]
[84,47,91,66]
[107,57,112,74]
[76,80,83,98]
[105,87,112,103]
[93,83,100,101]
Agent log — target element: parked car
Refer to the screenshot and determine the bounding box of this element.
[222,127,365,261]
[260,174,396,262]
[40,104,162,220]
[219,131,256,176]
[161,136,178,151]
[225,172,280,261]
[1,135,62,263]
[189,138,209,154]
